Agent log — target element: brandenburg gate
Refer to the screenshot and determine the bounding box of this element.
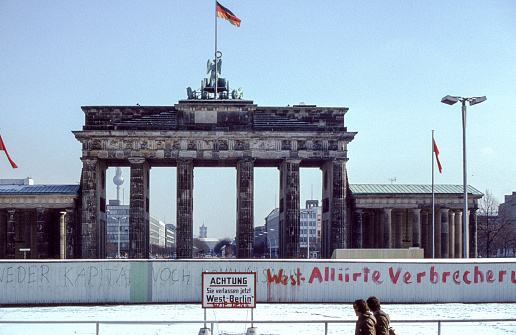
[74,60,356,259]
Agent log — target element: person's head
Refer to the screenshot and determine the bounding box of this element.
[366,296,381,312]
[353,299,369,315]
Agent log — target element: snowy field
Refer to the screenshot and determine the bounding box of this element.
[1,303,516,335]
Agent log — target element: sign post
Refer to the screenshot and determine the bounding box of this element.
[201,272,257,335]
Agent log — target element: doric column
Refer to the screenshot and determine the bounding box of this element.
[381,208,392,248]
[6,209,16,259]
[469,209,478,258]
[236,159,254,258]
[454,210,462,258]
[412,208,421,248]
[60,211,66,259]
[394,211,403,248]
[448,210,455,258]
[65,208,76,259]
[321,159,348,258]
[177,159,194,259]
[36,208,48,259]
[129,157,150,259]
[440,208,450,258]
[421,210,431,258]
[279,159,301,259]
[352,209,363,248]
[434,209,441,258]
[80,158,107,259]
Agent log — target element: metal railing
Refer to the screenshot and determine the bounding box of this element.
[1,318,515,334]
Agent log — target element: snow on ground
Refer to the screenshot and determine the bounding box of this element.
[1,303,515,335]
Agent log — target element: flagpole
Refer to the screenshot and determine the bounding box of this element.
[214,0,218,100]
[431,130,435,259]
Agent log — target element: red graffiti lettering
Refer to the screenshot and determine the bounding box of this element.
[389,268,402,284]
[403,272,412,284]
[430,266,439,284]
[442,272,451,283]
[290,268,302,286]
[372,271,382,284]
[267,269,288,285]
[363,267,371,282]
[417,271,426,283]
[463,271,472,284]
[474,266,484,283]
[453,271,461,285]
[308,267,323,283]
[499,270,506,282]
[486,270,495,283]
[512,271,516,284]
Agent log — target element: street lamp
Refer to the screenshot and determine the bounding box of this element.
[266,229,277,259]
[110,216,126,258]
[441,95,486,258]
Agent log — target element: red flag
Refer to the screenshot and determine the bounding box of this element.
[216,2,241,27]
[0,135,18,169]
[433,139,442,173]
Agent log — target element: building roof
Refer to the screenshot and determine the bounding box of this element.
[0,184,80,195]
[349,184,483,196]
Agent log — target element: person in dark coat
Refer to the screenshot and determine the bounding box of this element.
[367,296,390,335]
[353,299,377,335]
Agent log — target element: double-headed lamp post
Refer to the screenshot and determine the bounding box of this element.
[110,216,126,258]
[441,95,486,258]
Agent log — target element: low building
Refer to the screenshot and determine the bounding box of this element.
[0,178,80,259]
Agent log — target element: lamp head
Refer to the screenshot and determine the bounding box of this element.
[441,95,459,105]
[470,96,487,106]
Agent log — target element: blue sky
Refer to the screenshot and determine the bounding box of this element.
[1,1,515,239]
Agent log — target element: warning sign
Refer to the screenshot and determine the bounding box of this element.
[202,272,256,308]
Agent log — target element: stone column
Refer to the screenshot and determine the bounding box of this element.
[177,159,194,259]
[434,209,441,258]
[440,208,450,258]
[6,210,16,259]
[236,159,254,258]
[129,157,150,259]
[60,211,66,259]
[412,208,421,248]
[448,210,455,258]
[36,208,48,259]
[421,210,431,258]
[381,208,392,248]
[279,159,301,259]
[321,159,348,258]
[469,209,478,258]
[352,209,363,248]
[65,208,76,259]
[454,210,462,258]
[80,158,107,259]
[394,211,403,248]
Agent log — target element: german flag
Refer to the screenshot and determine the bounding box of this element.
[216,2,241,27]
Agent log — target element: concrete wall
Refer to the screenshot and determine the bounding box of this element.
[1,259,515,305]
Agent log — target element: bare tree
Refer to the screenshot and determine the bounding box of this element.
[193,238,210,257]
[477,189,507,257]
[496,205,516,257]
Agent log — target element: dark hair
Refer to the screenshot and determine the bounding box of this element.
[366,296,381,312]
[353,299,369,314]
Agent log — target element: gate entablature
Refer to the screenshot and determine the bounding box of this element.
[74,99,357,259]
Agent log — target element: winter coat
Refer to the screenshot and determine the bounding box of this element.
[373,309,390,335]
[355,311,377,335]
